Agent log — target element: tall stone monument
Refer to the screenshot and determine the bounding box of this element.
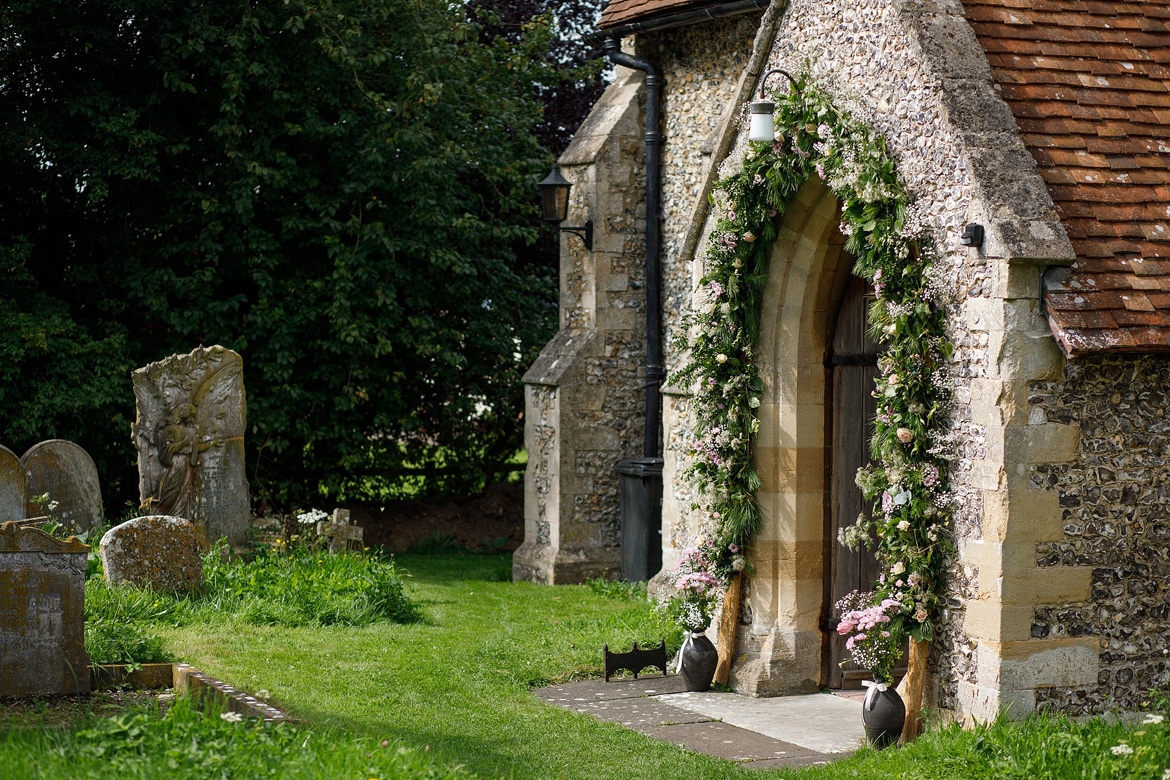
[132,345,249,547]
[0,522,91,696]
[0,445,25,524]
[21,440,104,532]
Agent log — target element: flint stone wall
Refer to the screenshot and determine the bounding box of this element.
[132,345,249,547]
[1028,354,1170,714]
[100,515,205,594]
[0,523,90,696]
[632,0,1077,716]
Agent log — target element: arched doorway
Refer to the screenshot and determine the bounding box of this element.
[825,276,882,689]
[739,177,855,695]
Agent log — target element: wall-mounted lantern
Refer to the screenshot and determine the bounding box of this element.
[748,68,797,143]
[539,165,593,250]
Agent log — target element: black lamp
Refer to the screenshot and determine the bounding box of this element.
[539,165,593,250]
[748,68,797,143]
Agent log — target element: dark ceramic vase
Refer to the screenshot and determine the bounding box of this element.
[862,686,905,748]
[680,631,718,691]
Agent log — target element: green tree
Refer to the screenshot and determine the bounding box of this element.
[0,0,558,508]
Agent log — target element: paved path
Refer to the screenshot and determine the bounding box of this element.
[535,675,866,771]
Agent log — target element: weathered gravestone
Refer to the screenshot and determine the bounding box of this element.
[99,515,204,594]
[0,446,26,524]
[22,440,103,533]
[316,508,364,554]
[132,345,249,547]
[0,522,91,696]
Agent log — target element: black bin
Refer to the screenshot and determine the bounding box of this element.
[614,457,664,582]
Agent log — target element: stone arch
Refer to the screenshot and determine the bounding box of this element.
[733,176,854,695]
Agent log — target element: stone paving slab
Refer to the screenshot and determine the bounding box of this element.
[559,696,714,729]
[534,676,855,771]
[649,720,825,764]
[534,675,687,704]
[659,690,864,754]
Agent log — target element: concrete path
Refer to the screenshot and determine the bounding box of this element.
[535,675,866,770]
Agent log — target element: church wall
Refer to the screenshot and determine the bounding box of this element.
[1028,354,1170,714]
[637,0,1091,718]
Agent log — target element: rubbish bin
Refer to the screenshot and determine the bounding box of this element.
[614,457,663,582]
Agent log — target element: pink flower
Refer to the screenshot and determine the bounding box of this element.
[896,428,913,444]
[743,231,756,243]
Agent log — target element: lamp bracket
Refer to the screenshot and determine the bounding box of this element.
[560,220,593,251]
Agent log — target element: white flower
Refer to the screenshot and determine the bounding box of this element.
[220,711,245,723]
[1111,743,1133,756]
[891,561,905,576]
[1162,769,1169,780]
[716,354,728,364]
[896,520,910,532]
[255,689,271,701]
[896,428,913,444]
[1143,713,1165,724]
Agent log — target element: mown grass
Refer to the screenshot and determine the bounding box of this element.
[8,548,1170,779]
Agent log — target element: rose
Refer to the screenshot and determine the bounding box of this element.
[896,428,913,444]
[743,231,756,242]
[716,354,728,364]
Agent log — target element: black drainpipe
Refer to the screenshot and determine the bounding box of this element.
[604,36,664,460]
[606,36,665,581]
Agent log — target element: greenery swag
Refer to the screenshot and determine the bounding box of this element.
[672,73,955,646]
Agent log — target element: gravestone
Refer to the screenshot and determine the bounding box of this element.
[99,515,204,594]
[0,446,26,524]
[317,508,364,554]
[0,522,91,696]
[21,440,103,533]
[132,345,249,547]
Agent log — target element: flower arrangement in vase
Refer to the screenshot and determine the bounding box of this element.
[836,590,906,747]
[656,540,746,690]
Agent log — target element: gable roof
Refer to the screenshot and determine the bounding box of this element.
[962,0,1170,356]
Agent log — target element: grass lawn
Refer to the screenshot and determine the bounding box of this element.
[4,550,1169,779]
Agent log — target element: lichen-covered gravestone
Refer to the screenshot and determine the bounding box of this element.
[21,440,103,532]
[0,445,27,524]
[132,345,249,547]
[0,522,91,696]
[99,515,205,594]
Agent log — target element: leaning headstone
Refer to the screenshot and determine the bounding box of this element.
[21,440,103,533]
[316,508,364,554]
[0,522,91,696]
[132,345,249,547]
[0,446,26,524]
[99,515,205,594]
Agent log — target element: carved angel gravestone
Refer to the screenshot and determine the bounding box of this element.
[132,346,249,547]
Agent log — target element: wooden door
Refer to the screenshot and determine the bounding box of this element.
[827,277,882,689]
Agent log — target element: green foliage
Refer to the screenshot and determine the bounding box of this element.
[84,619,172,666]
[0,0,558,509]
[586,576,648,601]
[0,696,470,779]
[84,542,419,663]
[673,72,954,649]
[202,544,421,627]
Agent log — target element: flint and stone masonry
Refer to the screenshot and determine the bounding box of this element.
[522,0,1170,720]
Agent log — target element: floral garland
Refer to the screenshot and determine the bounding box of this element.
[672,73,954,645]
